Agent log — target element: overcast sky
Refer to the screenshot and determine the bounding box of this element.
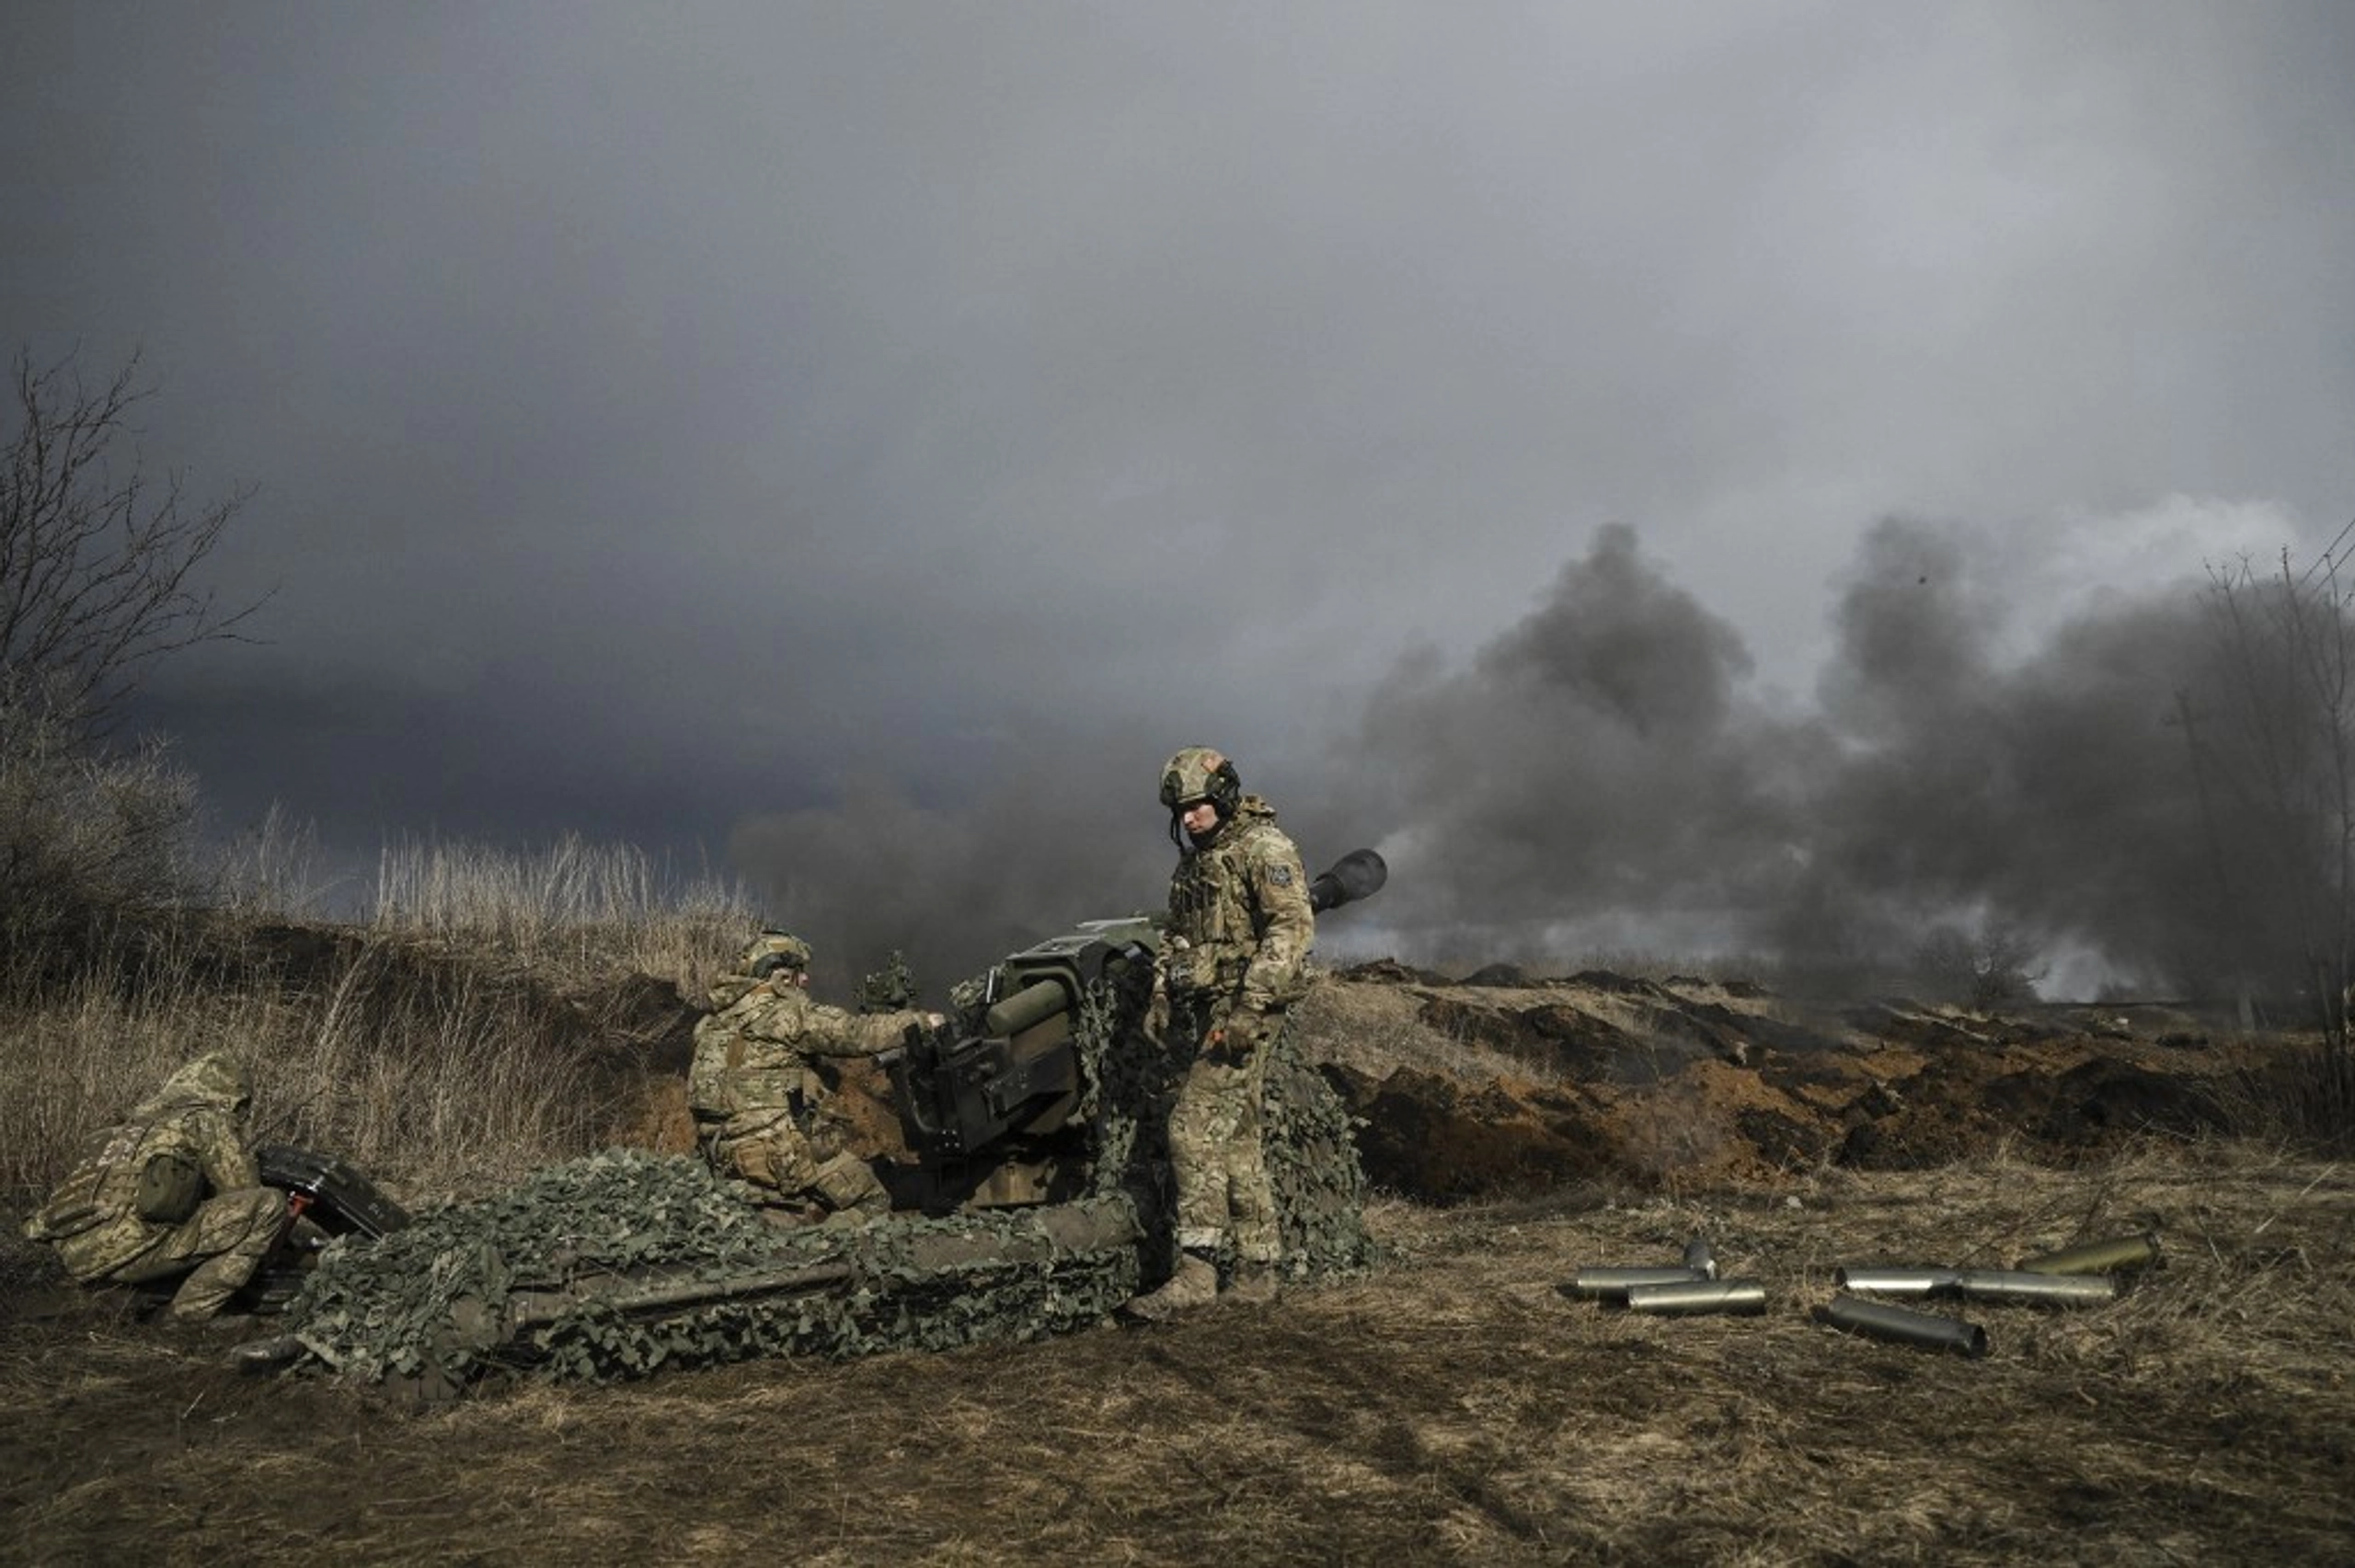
[6,3,2350,991]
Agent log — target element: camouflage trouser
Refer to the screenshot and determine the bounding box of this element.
[1167,1004,1281,1265]
[708,1115,889,1218]
[104,1188,287,1319]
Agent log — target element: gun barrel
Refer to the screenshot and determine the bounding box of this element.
[1308,848,1388,915]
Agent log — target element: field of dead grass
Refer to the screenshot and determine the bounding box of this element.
[0,835,755,1200]
[4,1139,2348,1565]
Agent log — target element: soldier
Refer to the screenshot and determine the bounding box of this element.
[689,929,944,1220]
[21,1053,287,1321]
[1129,746,1315,1319]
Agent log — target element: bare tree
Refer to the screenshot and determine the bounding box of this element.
[2,346,268,733]
[2,347,267,960]
[2192,541,2355,1139]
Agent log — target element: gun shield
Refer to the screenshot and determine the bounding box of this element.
[1822,1293,1989,1357]
[1567,1265,1710,1300]
[2015,1231,2161,1276]
[1625,1277,1766,1316]
[1832,1265,1964,1298]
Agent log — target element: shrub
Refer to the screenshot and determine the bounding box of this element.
[1907,921,2046,1011]
[0,688,198,973]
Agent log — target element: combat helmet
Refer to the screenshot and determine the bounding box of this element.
[1160,746,1243,819]
[740,929,814,981]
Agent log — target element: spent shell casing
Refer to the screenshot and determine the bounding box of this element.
[1822,1293,1990,1358]
[1953,1269,2119,1307]
[2015,1231,2161,1276]
[1568,1265,1710,1300]
[1625,1277,1766,1316]
[1832,1265,1963,1298]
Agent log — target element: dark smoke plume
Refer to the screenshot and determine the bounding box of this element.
[1331,519,2340,1002]
[1329,523,1829,970]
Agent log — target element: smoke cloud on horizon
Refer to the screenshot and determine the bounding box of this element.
[737,514,2334,1004]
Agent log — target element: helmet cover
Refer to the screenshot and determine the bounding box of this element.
[740,929,814,979]
[1159,746,1242,815]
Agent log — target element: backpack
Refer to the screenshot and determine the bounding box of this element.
[132,1150,204,1224]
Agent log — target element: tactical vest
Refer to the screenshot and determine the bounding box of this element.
[688,983,837,1127]
[1165,799,1312,1005]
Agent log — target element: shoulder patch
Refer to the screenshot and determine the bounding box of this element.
[1269,864,1292,886]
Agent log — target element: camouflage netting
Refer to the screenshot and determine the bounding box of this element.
[283,949,1372,1390]
[1263,1027,1374,1277]
[1056,956,1373,1282]
[284,1150,1143,1391]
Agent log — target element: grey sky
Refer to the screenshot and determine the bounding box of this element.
[6,4,2350,990]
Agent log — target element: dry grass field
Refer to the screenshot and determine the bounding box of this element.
[4,1140,2350,1565]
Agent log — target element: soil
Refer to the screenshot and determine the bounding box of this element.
[5,967,2350,1564]
[1300,966,2255,1196]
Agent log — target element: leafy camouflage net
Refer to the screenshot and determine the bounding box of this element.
[285,1150,1143,1391]
[1264,1026,1374,1278]
[1067,956,1373,1284]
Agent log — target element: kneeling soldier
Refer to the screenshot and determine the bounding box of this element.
[690,930,942,1220]
[22,1053,286,1320]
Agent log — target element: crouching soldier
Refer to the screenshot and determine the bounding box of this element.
[21,1053,286,1321]
[689,930,943,1221]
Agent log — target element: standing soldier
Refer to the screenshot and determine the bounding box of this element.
[21,1053,287,1321]
[1129,745,1316,1319]
[689,930,943,1221]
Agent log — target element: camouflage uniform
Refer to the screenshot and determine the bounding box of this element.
[20,1054,286,1320]
[689,939,934,1219]
[1137,747,1315,1315]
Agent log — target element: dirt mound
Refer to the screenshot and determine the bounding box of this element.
[440,957,2284,1208]
[1292,967,2271,1198]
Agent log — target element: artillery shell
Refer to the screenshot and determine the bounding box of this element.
[1682,1237,1719,1280]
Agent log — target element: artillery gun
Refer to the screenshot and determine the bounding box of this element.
[883,847,1390,1212]
[266,851,1387,1394]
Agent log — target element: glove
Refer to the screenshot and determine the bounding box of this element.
[1201,1000,1273,1064]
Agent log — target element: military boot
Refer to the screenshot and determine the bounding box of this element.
[1126,1252,1219,1321]
[1225,1259,1281,1306]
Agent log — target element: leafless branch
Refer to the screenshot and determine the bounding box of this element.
[1,345,270,735]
